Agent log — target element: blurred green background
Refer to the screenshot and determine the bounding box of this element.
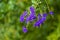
[0,0,60,40]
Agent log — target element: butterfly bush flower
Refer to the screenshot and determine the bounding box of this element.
[49,11,54,15]
[26,6,36,23]
[22,26,28,33]
[20,11,27,22]
[20,6,49,32]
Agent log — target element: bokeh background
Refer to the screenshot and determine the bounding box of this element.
[0,0,60,40]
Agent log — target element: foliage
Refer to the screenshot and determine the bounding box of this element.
[0,0,60,40]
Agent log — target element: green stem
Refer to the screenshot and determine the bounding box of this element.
[26,22,29,28]
[45,0,50,11]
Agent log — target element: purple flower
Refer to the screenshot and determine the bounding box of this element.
[26,16,36,23]
[49,11,54,15]
[26,16,30,23]
[38,14,41,20]
[29,15,36,21]
[34,14,46,27]
[43,13,47,17]
[30,6,35,14]
[34,18,45,27]
[22,26,28,33]
[34,14,42,27]
[41,13,47,21]
[26,6,36,23]
[41,17,46,22]
[34,20,41,27]
[29,6,36,21]
[20,11,27,22]
[20,16,24,22]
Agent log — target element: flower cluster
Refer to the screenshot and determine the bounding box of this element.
[34,13,47,27]
[20,6,54,33]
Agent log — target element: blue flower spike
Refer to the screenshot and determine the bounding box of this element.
[34,13,47,27]
[29,6,36,21]
[26,6,36,23]
[22,26,28,33]
[20,11,27,22]
[34,14,42,27]
[30,6,35,14]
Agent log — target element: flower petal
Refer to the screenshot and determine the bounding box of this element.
[49,11,54,15]
[20,16,24,22]
[26,6,36,23]
[30,6,35,14]
[22,26,28,33]
[43,13,47,17]
[20,11,28,22]
[38,14,41,20]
